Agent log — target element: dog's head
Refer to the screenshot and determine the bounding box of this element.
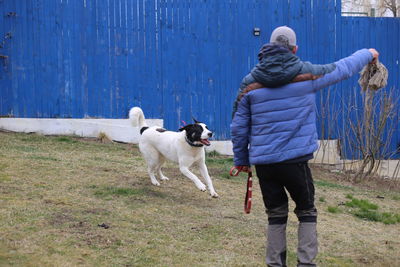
[179,119,213,146]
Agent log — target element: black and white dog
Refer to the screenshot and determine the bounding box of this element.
[129,107,218,198]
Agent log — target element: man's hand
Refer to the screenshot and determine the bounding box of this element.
[230,166,250,176]
[237,166,250,172]
[369,48,379,64]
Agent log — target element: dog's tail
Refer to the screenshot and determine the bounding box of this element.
[129,107,148,130]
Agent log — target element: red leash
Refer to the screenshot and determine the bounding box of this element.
[230,166,253,214]
[244,170,252,214]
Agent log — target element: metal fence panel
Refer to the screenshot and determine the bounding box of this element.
[0,0,399,157]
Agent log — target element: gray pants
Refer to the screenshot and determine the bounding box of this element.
[266,222,318,267]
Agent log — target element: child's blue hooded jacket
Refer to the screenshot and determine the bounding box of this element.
[232,44,336,117]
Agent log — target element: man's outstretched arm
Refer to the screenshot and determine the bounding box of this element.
[311,48,378,91]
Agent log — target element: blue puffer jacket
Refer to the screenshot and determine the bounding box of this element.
[231,49,373,166]
[232,44,336,117]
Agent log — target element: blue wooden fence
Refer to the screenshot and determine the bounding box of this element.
[0,0,399,158]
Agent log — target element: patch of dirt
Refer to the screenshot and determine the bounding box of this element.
[208,167,226,176]
[119,174,135,182]
[61,220,120,248]
[84,208,110,215]
[49,210,76,226]
[78,229,119,248]
[0,184,21,194]
[311,164,400,192]
[43,199,69,206]
[141,189,165,198]
[160,167,182,177]
[70,221,87,229]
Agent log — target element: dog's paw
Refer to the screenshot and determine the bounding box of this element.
[210,192,219,198]
[160,176,169,181]
[196,183,207,192]
[151,180,161,186]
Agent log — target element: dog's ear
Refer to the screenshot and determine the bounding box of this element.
[179,124,192,132]
[192,116,200,124]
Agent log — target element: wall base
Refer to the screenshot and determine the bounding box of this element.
[0,118,162,143]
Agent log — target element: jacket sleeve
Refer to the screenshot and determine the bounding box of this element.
[300,61,336,75]
[230,95,251,166]
[312,49,373,91]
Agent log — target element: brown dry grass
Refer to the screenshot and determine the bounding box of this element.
[0,131,399,266]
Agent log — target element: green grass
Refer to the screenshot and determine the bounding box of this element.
[206,152,237,180]
[320,253,354,266]
[27,155,60,161]
[327,206,341,213]
[205,152,233,166]
[342,196,400,224]
[93,186,146,198]
[0,173,11,182]
[55,136,79,143]
[345,198,378,210]
[314,180,354,191]
[346,193,353,199]
[0,163,10,181]
[353,209,400,224]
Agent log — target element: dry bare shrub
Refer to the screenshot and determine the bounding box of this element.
[317,86,399,182]
[97,131,113,143]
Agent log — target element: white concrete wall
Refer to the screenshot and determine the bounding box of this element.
[338,159,400,180]
[0,118,162,143]
[206,140,233,156]
[312,140,341,165]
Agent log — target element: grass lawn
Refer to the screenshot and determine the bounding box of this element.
[0,131,399,266]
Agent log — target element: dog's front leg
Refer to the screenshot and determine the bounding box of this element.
[179,166,207,192]
[198,163,219,198]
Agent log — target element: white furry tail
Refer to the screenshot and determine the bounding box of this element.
[129,107,147,128]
